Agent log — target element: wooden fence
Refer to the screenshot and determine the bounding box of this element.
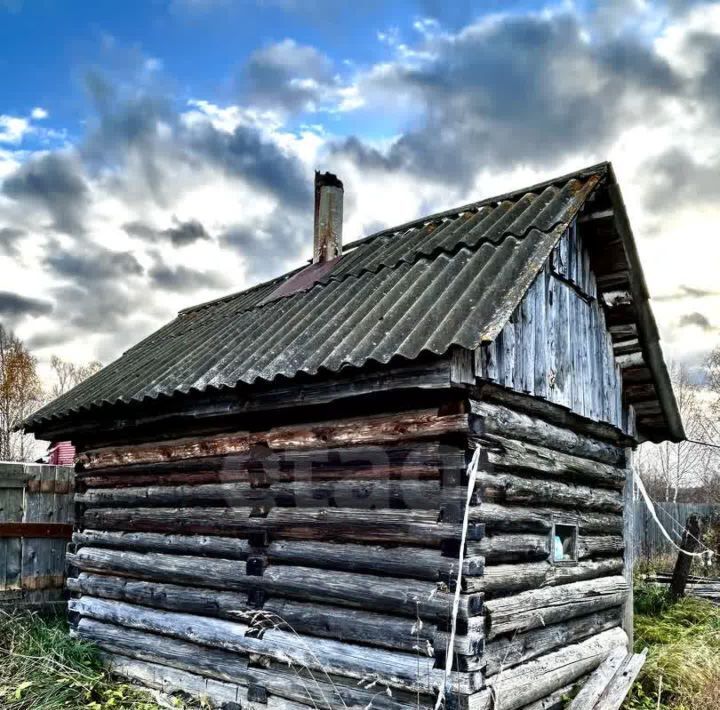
[633,501,720,562]
[0,462,74,608]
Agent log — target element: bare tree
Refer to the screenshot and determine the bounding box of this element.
[0,325,43,461]
[637,361,720,502]
[49,355,102,399]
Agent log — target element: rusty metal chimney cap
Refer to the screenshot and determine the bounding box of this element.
[315,171,343,190]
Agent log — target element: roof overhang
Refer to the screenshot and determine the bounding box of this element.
[579,165,684,443]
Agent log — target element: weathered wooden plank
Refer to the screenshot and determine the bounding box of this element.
[465,628,628,710]
[81,506,469,547]
[67,548,483,622]
[484,608,622,677]
[76,479,445,510]
[83,619,427,709]
[475,472,622,513]
[72,597,446,694]
[478,436,625,489]
[73,530,481,580]
[484,576,628,639]
[78,440,457,489]
[468,502,623,534]
[594,649,647,710]
[465,558,624,596]
[567,646,626,710]
[79,410,469,470]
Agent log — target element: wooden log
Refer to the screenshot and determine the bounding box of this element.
[78,440,458,488]
[71,596,445,694]
[468,503,623,534]
[73,530,483,580]
[103,653,309,710]
[464,628,628,710]
[81,619,430,709]
[566,646,626,709]
[76,479,446,511]
[477,436,624,489]
[472,382,634,447]
[484,608,622,676]
[81,506,470,547]
[69,572,470,656]
[475,472,622,513]
[470,400,624,465]
[78,410,469,470]
[518,681,581,710]
[468,534,549,563]
[465,558,624,596]
[484,576,628,639]
[67,548,483,622]
[468,534,623,564]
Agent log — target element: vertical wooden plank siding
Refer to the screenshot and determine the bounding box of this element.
[484,226,625,432]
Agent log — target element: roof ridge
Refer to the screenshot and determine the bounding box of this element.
[343,161,610,251]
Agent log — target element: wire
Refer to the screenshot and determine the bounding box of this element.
[685,438,720,451]
[635,474,715,560]
[434,446,481,710]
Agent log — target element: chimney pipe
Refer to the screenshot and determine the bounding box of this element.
[313,171,343,263]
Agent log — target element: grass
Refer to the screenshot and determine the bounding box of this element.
[624,583,720,710]
[0,610,182,709]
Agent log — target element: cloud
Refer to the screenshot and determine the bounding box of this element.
[244,39,337,113]
[656,284,720,301]
[0,291,53,319]
[163,218,211,246]
[678,311,713,330]
[148,263,229,291]
[45,243,144,283]
[123,218,211,246]
[328,12,685,188]
[0,226,25,256]
[2,152,89,234]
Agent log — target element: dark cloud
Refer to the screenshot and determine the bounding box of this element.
[656,284,720,302]
[222,212,307,278]
[148,263,228,292]
[163,218,211,246]
[0,227,25,256]
[2,153,89,234]
[123,218,211,246]
[333,12,681,186]
[0,291,53,319]
[244,39,335,113]
[45,243,143,283]
[188,121,311,208]
[679,312,713,330]
[642,148,720,213]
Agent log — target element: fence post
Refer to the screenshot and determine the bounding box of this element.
[670,514,701,600]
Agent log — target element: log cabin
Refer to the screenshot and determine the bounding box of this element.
[24,162,684,710]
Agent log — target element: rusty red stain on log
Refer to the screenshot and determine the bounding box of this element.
[0,523,73,539]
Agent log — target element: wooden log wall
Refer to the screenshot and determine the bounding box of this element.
[69,393,632,709]
[462,396,631,707]
[70,405,488,709]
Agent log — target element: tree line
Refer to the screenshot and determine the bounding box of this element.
[0,324,101,462]
[637,347,720,503]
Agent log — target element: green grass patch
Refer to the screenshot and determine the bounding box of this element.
[625,584,720,710]
[0,610,177,709]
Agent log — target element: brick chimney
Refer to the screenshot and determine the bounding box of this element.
[313,171,343,263]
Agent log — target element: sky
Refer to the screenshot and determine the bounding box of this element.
[0,0,719,382]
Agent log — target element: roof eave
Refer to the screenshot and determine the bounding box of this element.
[605,166,685,444]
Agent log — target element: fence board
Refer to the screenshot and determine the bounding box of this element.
[0,462,74,608]
[633,501,720,562]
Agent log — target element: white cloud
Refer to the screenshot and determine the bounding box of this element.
[0,115,30,144]
[30,107,48,120]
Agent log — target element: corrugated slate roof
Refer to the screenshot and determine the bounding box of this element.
[26,164,606,428]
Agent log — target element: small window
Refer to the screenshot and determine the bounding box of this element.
[551,522,578,566]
